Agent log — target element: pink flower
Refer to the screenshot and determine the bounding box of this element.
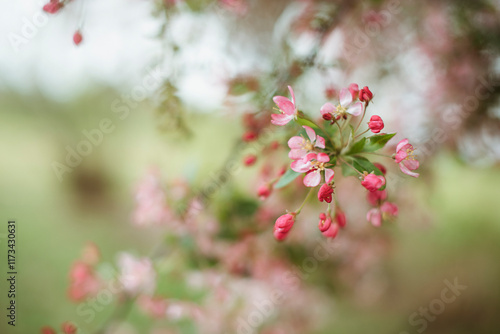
[348,83,359,100]
[366,189,387,206]
[359,86,373,103]
[322,220,339,238]
[273,213,296,241]
[320,87,364,120]
[67,261,100,302]
[335,209,347,228]
[318,213,331,232]
[257,183,272,200]
[367,208,382,227]
[361,173,385,192]
[43,0,63,14]
[73,31,83,46]
[138,295,168,318]
[395,139,420,177]
[287,125,325,160]
[291,153,334,187]
[317,183,334,203]
[242,131,257,142]
[243,154,257,166]
[271,86,298,126]
[118,253,156,295]
[381,202,398,217]
[368,115,384,133]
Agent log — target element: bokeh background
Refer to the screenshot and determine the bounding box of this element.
[1,0,500,333]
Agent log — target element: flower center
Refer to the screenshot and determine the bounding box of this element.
[336,104,347,115]
[405,148,417,160]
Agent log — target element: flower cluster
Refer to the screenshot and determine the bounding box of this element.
[270,84,420,240]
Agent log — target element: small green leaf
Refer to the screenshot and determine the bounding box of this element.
[352,156,383,175]
[275,169,300,189]
[364,133,396,152]
[347,137,366,155]
[296,117,320,130]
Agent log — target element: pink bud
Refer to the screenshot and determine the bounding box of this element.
[61,322,77,334]
[317,183,334,203]
[273,213,295,240]
[348,83,359,100]
[41,327,56,334]
[359,86,373,102]
[361,173,385,192]
[335,209,346,228]
[43,1,63,14]
[257,184,272,200]
[318,213,331,232]
[242,131,257,142]
[243,155,257,166]
[366,189,387,206]
[73,31,83,46]
[368,115,384,133]
[366,208,382,227]
[270,141,280,150]
[373,162,387,175]
[325,86,337,99]
[322,112,333,121]
[381,202,398,216]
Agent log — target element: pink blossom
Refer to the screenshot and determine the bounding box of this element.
[381,202,398,217]
[320,87,363,120]
[274,213,295,241]
[366,189,387,206]
[43,0,63,14]
[257,183,272,200]
[361,173,386,192]
[335,209,346,228]
[61,322,77,334]
[317,183,334,203]
[133,169,172,227]
[271,86,298,126]
[291,153,334,187]
[395,139,420,177]
[348,83,359,100]
[318,213,331,232]
[67,261,100,302]
[368,115,384,133]
[243,154,257,166]
[288,125,325,160]
[118,253,156,295]
[366,208,382,227]
[73,31,83,46]
[322,220,339,238]
[41,326,56,334]
[359,86,373,103]
[138,295,168,318]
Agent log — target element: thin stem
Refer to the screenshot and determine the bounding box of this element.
[360,152,393,158]
[335,121,344,148]
[353,103,367,134]
[295,187,316,215]
[354,129,369,139]
[338,157,363,176]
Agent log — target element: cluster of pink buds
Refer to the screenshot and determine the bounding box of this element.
[268,84,420,240]
[40,321,77,334]
[42,1,83,46]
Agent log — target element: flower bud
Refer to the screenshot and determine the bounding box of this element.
[361,173,385,192]
[273,213,295,240]
[318,213,331,232]
[73,31,83,46]
[61,322,77,334]
[317,183,334,203]
[368,115,384,133]
[335,209,347,228]
[243,155,257,166]
[359,86,373,102]
[43,1,63,14]
[366,189,387,206]
[41,327,56,334]
[322,221,339,238]
[257,184,272,200]
[381,202,398,217]
[242,131,257,142]
[349,83,359,100]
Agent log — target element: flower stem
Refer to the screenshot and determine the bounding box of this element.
[354,128,369,139]
[335,121,344,148]
[295,187,316,215]
[353,103,367,134]
[360,152,393,158]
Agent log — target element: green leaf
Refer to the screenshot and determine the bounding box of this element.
[296,117,320,130]
[352,156,383,175]
[364,133,396,152]
[274,169,300,189]
[346,137,366,155]
[341,159,358,177]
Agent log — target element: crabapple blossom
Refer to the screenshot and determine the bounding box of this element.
[43,0,63,14]
[257,183,272,200]
[271,86,298,126]
[291,153,334,187]
[348,83,359,100]
[361,173,386,192]
[288,125,325,160]
[118,253,156,295]
[359,86,373,103]
[381,202,399,217]
[395,139,420,177]
[320,87,363,120]
[368,115,384,133]
[318,213,331,232]
[322,220,339,238]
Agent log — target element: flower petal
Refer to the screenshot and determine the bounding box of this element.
[288,136,305,149]
[303,170,321,187]
[291,159,312,173]
[347,102,363,116]
[395,150,408,163]
[399,162,420,178]
[396,138,409,152]
[403,159,419,170]
[324,169,334,183]
[271,113,293,126]
[339,88,352,107]
[316,152,330,163]
[272,96,296,115]
[303,125,316,142]
[315,135,325,149]
[367,208,382,227]
[288,86,296,106]
[289,148,307,160]
[320,102,336,116]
